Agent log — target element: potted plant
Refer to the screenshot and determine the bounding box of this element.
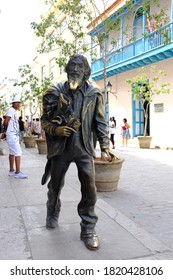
[94,155,124,192]
[36,129,47,154]
[126,65,169,148]
[23,127,37,148]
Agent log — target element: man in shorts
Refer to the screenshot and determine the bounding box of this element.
[4,97,27,179]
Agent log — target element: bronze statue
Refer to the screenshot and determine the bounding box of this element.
[41,54,114,250]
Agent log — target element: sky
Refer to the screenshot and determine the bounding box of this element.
[0,0,40,81]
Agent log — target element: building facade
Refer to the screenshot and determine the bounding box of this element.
[89,0,173,148]
[32,0,173,148]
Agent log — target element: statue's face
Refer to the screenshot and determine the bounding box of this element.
[68,57,85,90]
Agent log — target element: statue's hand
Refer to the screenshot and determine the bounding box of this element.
[55,126,76,137]
[101,148,116,162]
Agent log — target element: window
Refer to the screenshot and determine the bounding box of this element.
[41,65,46,81]
[133,8,144,40]
[49,58,56,81]
[60,65,65,75]
[60,18,67,34]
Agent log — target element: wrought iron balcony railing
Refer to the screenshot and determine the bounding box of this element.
[91,22,173,76]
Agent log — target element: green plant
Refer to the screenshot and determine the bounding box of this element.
[0,99,8,116]
[14,64,51,118]
[126,65,169,136]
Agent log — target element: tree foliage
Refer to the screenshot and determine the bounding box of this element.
[0,99,8,116]
[14,64,51,117]
[31,0,89,68]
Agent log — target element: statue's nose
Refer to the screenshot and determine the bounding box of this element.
[74,64,78,71]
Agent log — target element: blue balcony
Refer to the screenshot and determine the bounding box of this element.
[91,22,173,81]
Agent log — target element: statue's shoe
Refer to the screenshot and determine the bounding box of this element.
[46,216,58,229]
[80,231,100,250]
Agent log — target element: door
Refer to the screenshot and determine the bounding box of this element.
[133,8,145,55]
[132,94,144,136]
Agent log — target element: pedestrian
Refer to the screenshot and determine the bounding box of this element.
[31,118,36,132]
[0,117,4,140]
[32,118,42,138]
[0,117,2,134]
[2,115,6,130]
[112,116,116,128]
[0,116,6,140]
[122,118,131,147]
[108,117,116,149]
[4,97,28,179]
[25,115,31,135]
[41,53,115,251]
[18,116,25,143]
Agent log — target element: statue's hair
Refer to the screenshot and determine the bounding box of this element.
[65,54,91,80]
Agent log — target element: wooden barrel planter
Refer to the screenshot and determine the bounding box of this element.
[23,136,36,148]
[0,147,7,155]
[94,157,124,192]
[36,139,47,154]
[137,136,152,149]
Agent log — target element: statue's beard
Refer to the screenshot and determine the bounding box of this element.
[68,74,84,90]
[69,79,79,90]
